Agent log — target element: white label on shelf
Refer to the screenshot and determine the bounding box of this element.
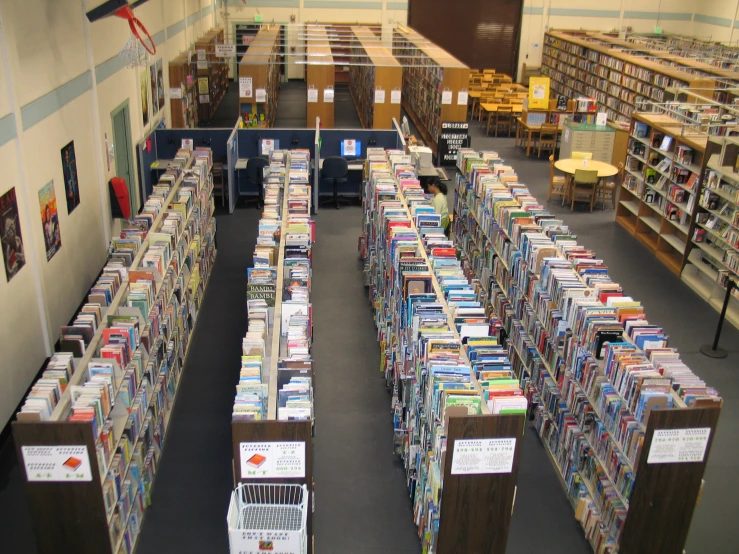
[197,49,206,61]
[596,112,608,126]
[307,88,319,103]
[457,91,469,105]
[169,87,182,99]
[256,88,267,102]
[374,88,385,104]
[324,88,334,103]
[441,90,453,105]
[199,94,210,103]
[239,441,306,478]
[450,438,516,475]
[647,428,711,464]
[215,44,236,57]
[228,529,303,554]
[21,445,93,482]
[197,61,207,70]
[391,89,401,104]
[239,77,253,98]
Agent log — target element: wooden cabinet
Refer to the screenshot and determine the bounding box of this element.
[306,25,334,128]
[238,26,281,128]
[560,121,616,163]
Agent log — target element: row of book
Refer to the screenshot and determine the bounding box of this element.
[362,148,525,553]
[453,147,720,551]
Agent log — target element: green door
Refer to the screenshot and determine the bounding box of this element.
[111,100,137,215]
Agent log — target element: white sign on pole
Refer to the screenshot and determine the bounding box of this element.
[239,77,253,98]
[374,89,386,104]
[21,445,93,482]
[215,44,236,57]
[647,428,711,464]
[239,441,306,478]
[256,88,267,103]
[450,438,516,475]
[307,88,319,103]
[391,89,401,104]
[324,88,334,103]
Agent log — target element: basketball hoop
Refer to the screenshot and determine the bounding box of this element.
[115,6,156,67]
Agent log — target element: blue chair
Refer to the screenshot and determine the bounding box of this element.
[245,156,269,209]
[319,156,350,210]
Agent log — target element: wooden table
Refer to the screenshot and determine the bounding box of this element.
[554,158,618,177]
[515,118,543,156]
[482,103,523,134]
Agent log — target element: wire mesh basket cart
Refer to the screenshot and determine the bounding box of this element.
[227,483,308,554]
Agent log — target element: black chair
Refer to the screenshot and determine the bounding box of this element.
[245,156,269,209]
[319,156,350,210]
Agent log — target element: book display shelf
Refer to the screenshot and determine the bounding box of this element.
[232,149,314,552]
[13,148,218,554]
[392,27,469,155]
[238,26,281,128]
[348,27,401,129]
[326,24,381,84]
[542,31,716,129]
[194,28,230,123]
[361,148,525,553]
[617,112,707,275]
[169,52,199,128]
[306,25,334,128]
[453,147,722,554]
[682,135,739,330]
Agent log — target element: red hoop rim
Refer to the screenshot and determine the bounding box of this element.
[114,6,156,56]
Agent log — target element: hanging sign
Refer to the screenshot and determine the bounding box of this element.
[324,87,334,103]
[374,89,385,103]
[438,121,469,166]
[441,89,453,105]
[307,87,318,103]
[256,88,267,103]
[215,44,236,57]
[391,89,401,104]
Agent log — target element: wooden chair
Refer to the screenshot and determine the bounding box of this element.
[570,169,599,211]
[493,106,513,137]
[537,124,560,158]
[477,94,496,122]
[548,155,567,202]
[571,151,593,160]
[212,162,227,207]
[596,161,624,209]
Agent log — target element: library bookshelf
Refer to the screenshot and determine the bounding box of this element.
[453,148,722,554]
[681,135,739,330]
[617,112,707,276]
[392,26,469,156]
[324,23,381,85]
[306,25,334,128]
[238,26,281,128]
[348,27,401,129]
[13,151,217,554]
[194,28,230,124]
[232,151,314,552]
[542,31,716,129]
[362,149,524,554]
[169,51,199,128]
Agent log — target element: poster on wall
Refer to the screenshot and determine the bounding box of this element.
[156,59,165,110]
[38,181,61,261]
[0,187,25,282]
[140,68,149,126]
[150,62,159,117]
[61,141,80,214]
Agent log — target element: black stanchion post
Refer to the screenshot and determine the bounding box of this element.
[700,279,736,359]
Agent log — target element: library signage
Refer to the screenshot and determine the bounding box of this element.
[647,428,711,464]
[450,438,516,474]
[21,445,93,482]
[439,122,469,166]
[240,441,306,479]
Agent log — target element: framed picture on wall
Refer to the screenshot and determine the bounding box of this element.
[61,141,80,214]
[0,187,25,281]
[140,68,149,127]
[38,181,61,261]
[150,61,159,117]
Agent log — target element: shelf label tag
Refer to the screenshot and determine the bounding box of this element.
[307,87,318,103]
[324,88,334,103]
[391,89,401,104]
[256,88,267,103]
[441,89,452,105]
[22,445,93,482]
[375,88,385,104]
[451,438,516,475]
[239,441,306,478]
[457,91,468,105]
[647,428,711,464]
[239,77,252,98]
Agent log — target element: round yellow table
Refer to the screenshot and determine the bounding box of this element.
[554,158,618,177]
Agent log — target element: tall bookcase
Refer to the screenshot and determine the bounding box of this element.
[232,150,315,552]
[392,26,470,155]
[348,27,401,129]
[194,28,230,124]
[326,24,381,84]
[617,112,707,276]
[306,25,334,128]
[542,31,716,128]
[238,26,281,128]
[362,149,525,553]
[454,148,722,554]
[169,51,199,128]
[13,150,217,554]
[682,135,739,330]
